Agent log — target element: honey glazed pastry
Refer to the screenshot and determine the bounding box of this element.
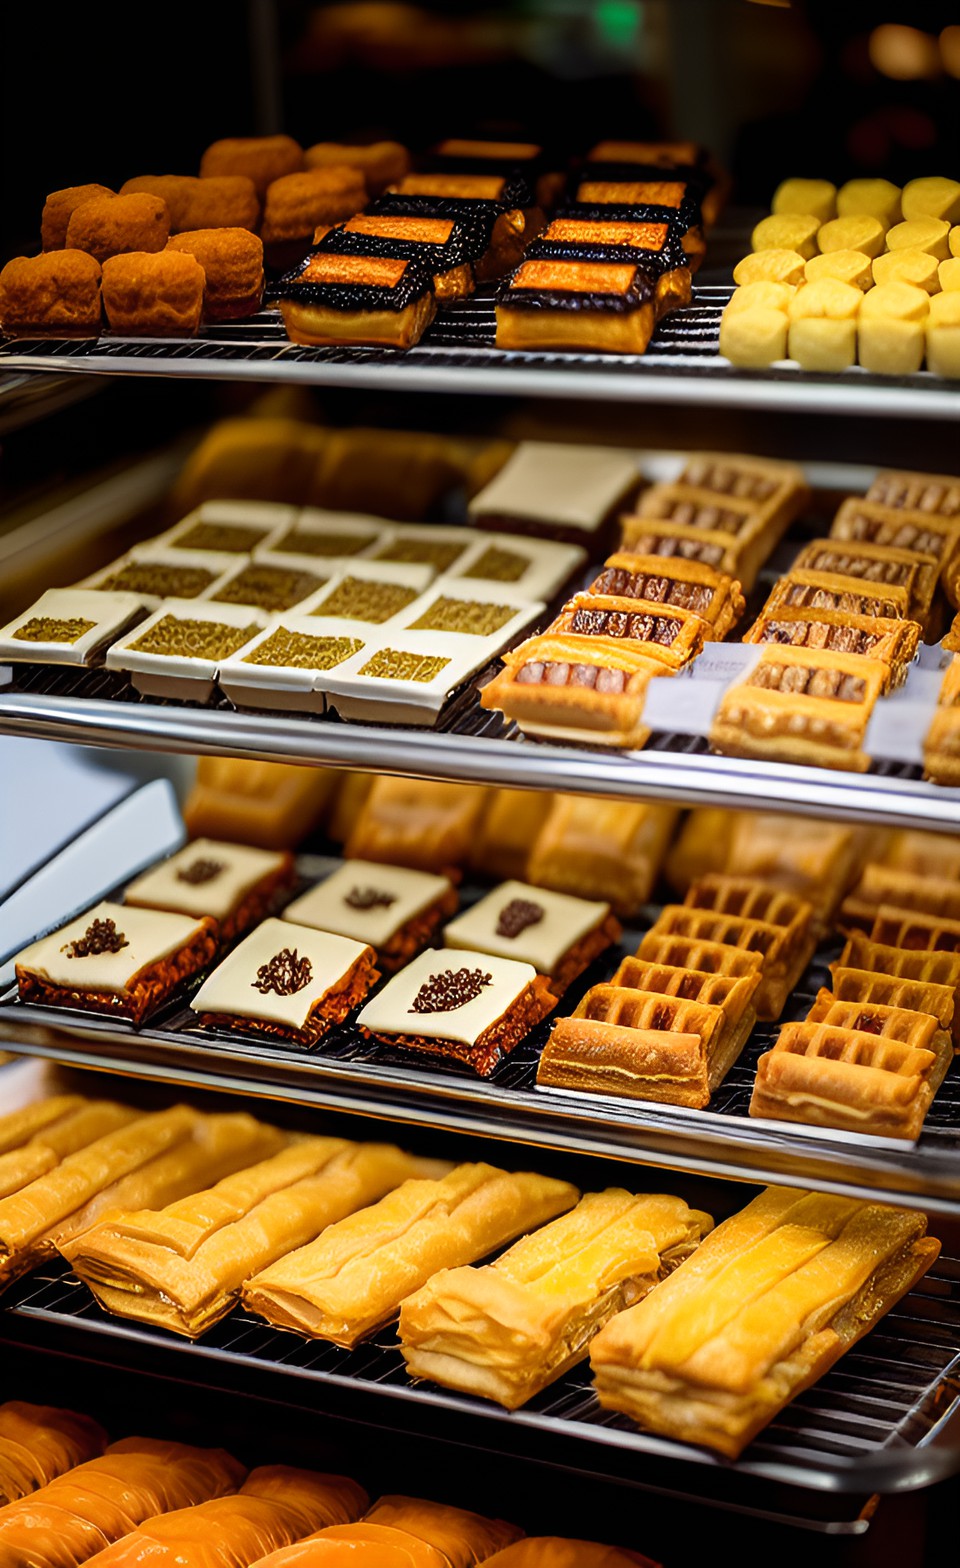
[0,1402,107,1505]
[567,174,707,253]
[479,633,663,751]
[443,879,621,996]
[546,594,707,671]
[355,1493,524,1567]
[481,1541,661,1568]
[618,516,747,587]
[166,227,265,321]
[386,171,540,281]
[344,776,490,876]
[830,497,960,575]
[790,537,939,628]
[399,1190,712,1409]
[242,1161,578,1346]
[867,468,960,519]
[496,258,665,355]
[276,250,437,349]
[634,481,795,595]
[40,183,116,250]
[100,250,206,336]
[742,606,920,691]
[123,839,295,944]
[0,250,102,338]
[281,860,458,972]
[589,1186,940,1458]
[586,554,745,638]
[527,797,678,916]
[122,174,261,234]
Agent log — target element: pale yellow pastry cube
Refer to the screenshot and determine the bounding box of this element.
[901,177,960,226]
[939,257,960,292]
[719,306,788,366]
[772,178,837,225]
[836,178,902,228]
[751,213,820,260]
[951,227,960,259]
[872,247,941,293]
[885,218,951,261]
[733,249,807,286]
[804,249,873,290]
[817,215,886,259]
[724,281,796,314]
[787,280,861,370]
[926,290,960,378]
[858,283,930,375]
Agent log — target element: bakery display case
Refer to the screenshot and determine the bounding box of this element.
[2,3,960,1564]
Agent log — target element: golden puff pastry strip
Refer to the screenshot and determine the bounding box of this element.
[683,875,817,1018]
[0,1403,107,1507]
[750,1019,947,1139]
[611,956,759,1067]
[84,1465,368,1568]
[359,1496,523,1567]
[249,1521,454,1565]
[838,865,960,936]
[944,609,960,652]
[805,986,952,1068]
[63,1139,444,1339]
[761,568,911,622]
[480,1540,660,1568]
[479,634,665,751]
[344,776,490,878]
[585,554,745,639]
[399,1190,712,1409]
[0,1095,87,1155]
[466,788,555,882]
[527,797,678,917]
[790,537,939,628]
[590,1187,940,1459]
[709,644,888,775]
[0,1437,245,1568]
[742,607,920,692]
[242,1163,578,1348]
[0,1100,139,1201]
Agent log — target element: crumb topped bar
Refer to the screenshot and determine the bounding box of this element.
[124,839,294,943]
[282,860,458,972]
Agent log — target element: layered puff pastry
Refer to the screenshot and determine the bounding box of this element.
[680,874,817,1019]
[344,777,490,877]
[586,554,744,639]
[527,798,677,917]
[742,607,920,692]
[761,568,911,622]
[83,1466,368,1568]
[838,864,960,935]
[0,1402,107,1506]
[63,1139,443,1339]
[546,594,706,671]
[787,538,939,629]
[589,1186,940,1458]
[242,1162,578,1348]
[0,1437,245,1568]
[399,1190,712,1408]
[479,634,665,750]
[259,1496,523,1568]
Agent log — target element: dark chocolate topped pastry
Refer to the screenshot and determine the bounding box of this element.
[321,198,497,267]
[498,258,656,315]
[273,251,435,313]
[558,195,705,262]
[526,215,691,278]
[392,169,537,212]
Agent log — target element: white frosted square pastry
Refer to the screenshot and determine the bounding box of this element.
[392,580,544,644]
[106,598,268,701]
[368,524,479,576]
[124,839,295,942]
[443,880,620,995]
[189,916,379,1046]
[282,859,458,971]
[156,501,294,556]
[0,589,144,666]
[296,560,436,624]
[446,534,587,601]
[260,507,392,560]
[356,946,557,1074]
[79,548,236,610]
[217,615,374,713]
[467,441,641,543]
[320,630,500,725]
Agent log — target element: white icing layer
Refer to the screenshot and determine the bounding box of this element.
[468,441,640,531]
[284,861,453,948]
[190,917,371,1029]
[443,880,610,973]
[15,901,208,994]
[0,589,143,666]
[125,840,287,922]
[357,947,537,1045]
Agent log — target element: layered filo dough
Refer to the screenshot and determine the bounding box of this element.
[0,1437,245,1568]
[83,1466,368,1568]
[242,1162,578,1347]
[62,1138,444,1338]
[589,1186,941,1458]
[0,1402,106,1506]
[399,1189,712,1408]
[257,1495,524,1568]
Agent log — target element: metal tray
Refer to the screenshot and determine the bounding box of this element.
[5,856,960,1214]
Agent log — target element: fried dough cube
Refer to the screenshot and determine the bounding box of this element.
[858,282,930,375]
[199,134,304,198]
[872,247,941,293]
[772,178,836,224]
[724,281,796,312]
[751,213,820,260]
[804,249,873,290]
[787,279,861,370]
[927,290,960,378]
[66,192,170,263]
[166,228,264,321]
[886,218,951,261]
[0,251,102,338]
[837,178,902,228]
[901,177,960,226]
[732,249,806,286]
[818,215,886,258]
[719,304,788,366]
[101,251,205,337]
[122,174,259,234]
[41,184,116,251]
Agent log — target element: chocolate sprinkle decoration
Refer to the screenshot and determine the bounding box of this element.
[62,917,129,959]
[345,887,398,911]
[410,966,493,1014]
[252,948,313,996]
[495,897,545,939]
[176,857,225,886]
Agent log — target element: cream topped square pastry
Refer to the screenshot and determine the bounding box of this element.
[105,598,269,701]
[15,900,218,1024]
[282,859,458,971]
[467,440,641,547]
[393,579,544,646]
[356,946,557,1075]
[81,548,236,610]
[264,507,392,561]
[190,916,379,1047]
[297,560,435,625]
[369,525,478,576]
[208,553,331,615]
[449,535,587,602]
[124,839,295,943]
[443,880,620,996]
[0,589,144,667]
[158,501,294,557]
[217,615,373,713]
[320,630,500,726]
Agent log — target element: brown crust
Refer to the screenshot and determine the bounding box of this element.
[376,886,460,973]
[360,974,557,1076]
[195,947,380,1047]
[16,921,218,1025]
[100,251,205,337]
[65,193,170,263]
[0,251,103,339]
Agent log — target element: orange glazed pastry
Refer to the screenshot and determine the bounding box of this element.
[261,168,367,268]
[0,251,102,338]
[0,1402,107,1505]
[101,251,205,337]
[65,192,170,262]
[41,184,116,250]
[200,134,304,197]
[167,228,265,320]
[122,173,260,234]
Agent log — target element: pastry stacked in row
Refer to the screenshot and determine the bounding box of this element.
[0,1399,654,1567]
[925,650,960,785]
[721,174,960,374]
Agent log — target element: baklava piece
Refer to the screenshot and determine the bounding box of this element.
[444,880,620,997]
[83,548,232,608]
[587,553,744,639]
[369,523,476,574]
[742,607,920,691]
[276,251,436,349]
[547,593,706,671]
[270,507,389,560]
[467,439,640,549]
[123,839,295,944]
[791,537,939,629]
[356,948,557,1075]
[100,251,205,337]
[0,588,142,666]
[14,901,217,1025]
[527,797,678,916]
[166,227,265,321]
[0,251,102,338]
[106,598,268,701]
[199,134,304,199]
[400,1190,711,1409]
[709,645,887,773]
[496,258,663,355]
[41,184,116,251]
[590,1187,940,1458]
[282,859,458,972]
[65,192,170,262]
[243,1161,576,1346]
[189,916,379,1047]
[261,166,367,270]
[302,568,428,625]
[450,535,587,602]
[479,633,664,749]
[395,581,544,644]
[344,776,490,877]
